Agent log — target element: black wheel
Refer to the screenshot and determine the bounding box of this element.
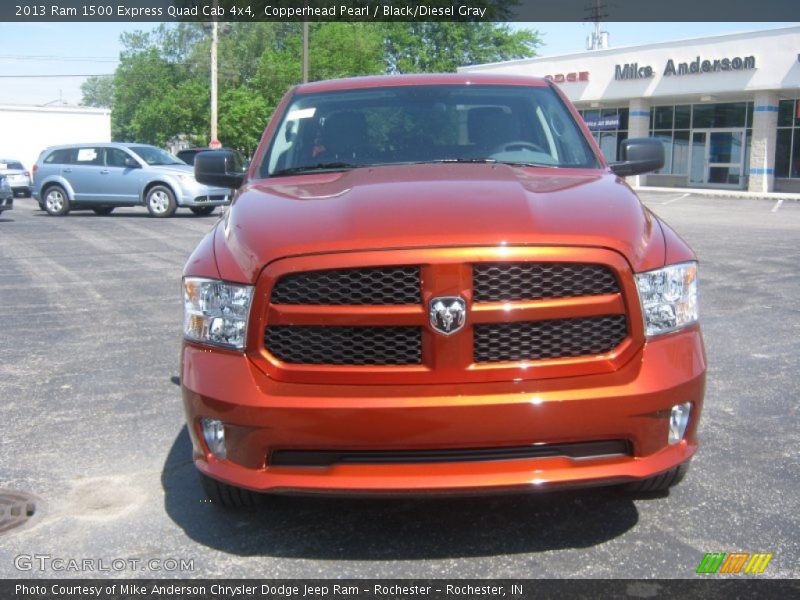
[92,206,115,215]
[190,206,216,216]
[145,185,177,218]
[625,462,690,493]
[199,473,263,509]
[43,185,70,216]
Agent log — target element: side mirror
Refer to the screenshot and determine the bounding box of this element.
[610,138,664,177]
[194,150,245,189]
[124,157,140,168]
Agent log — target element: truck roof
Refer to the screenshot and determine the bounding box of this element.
[295,73,550,94]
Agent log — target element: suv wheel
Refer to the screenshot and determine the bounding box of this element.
[625,462,690,493]
[43,185,70,216]
[92,207,115,215]
[190,206,215,216]
[146,185,177,218]
[199,473,263,509]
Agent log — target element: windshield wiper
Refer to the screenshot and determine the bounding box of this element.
[497,161,560,168]
[423,158,497,164]
[272,162,360,176]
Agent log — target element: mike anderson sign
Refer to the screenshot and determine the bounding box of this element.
[615,55,756,80]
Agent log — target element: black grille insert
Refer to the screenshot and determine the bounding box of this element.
[271,266,420,305]
[473,263,619,303]
[269,440,631,467]
[474,315,628,363]
[265,326,422,365]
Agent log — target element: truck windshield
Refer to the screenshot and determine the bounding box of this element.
[263,84,599,177]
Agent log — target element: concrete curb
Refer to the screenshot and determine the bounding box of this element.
[634,186,800,202]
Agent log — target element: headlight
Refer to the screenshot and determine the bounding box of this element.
[176,174,196,185]
[635,261,698,337]
[183,277,254,350]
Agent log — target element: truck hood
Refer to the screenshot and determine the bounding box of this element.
[214,163,665,282]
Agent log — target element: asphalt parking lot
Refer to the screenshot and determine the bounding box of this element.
[0,193,798,579]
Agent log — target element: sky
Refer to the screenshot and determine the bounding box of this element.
[0,21,796,106]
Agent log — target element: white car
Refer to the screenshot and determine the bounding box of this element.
[0,159,32,197]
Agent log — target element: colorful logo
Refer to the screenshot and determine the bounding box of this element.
[696,552,773,575]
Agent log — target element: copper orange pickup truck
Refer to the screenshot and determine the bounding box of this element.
[181,74,705,507]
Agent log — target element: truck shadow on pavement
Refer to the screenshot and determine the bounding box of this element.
[162,427,641,559]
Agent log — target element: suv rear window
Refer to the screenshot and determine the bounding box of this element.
[0,161,24,170]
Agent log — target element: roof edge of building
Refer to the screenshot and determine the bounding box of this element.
[458,24,800,71]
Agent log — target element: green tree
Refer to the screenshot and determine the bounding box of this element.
[383,22,541,74]
[218,88,270,156]
[110,21,540,150]
[80,76,114,108]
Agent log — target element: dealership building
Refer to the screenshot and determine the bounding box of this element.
[460,26,800,193]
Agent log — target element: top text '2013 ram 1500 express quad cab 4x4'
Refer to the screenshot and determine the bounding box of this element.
[182,74,705,507]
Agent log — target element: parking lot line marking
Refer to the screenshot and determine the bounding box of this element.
[771,199,784,213]
[662,193,690,205]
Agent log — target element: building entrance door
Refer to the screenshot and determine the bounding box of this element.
[688,129,745,188]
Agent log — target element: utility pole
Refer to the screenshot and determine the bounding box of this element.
[302,20,309,83]
[210,20,220,148]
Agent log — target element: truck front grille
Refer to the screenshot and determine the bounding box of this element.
[261,250,635,379]
[473,262,619,302]
[271,266,420,305]
[473,315,628,363]
[265,325,422,365]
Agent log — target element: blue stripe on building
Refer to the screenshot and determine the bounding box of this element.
[749,168,775,175]
[629,110,650,117]
[753,106,779,112]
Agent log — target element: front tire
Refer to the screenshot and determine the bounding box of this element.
[146,185,177,218]
[199,473,263,509]
[43,185,70,216]
[92,206,115,215]
[190,206,215,216]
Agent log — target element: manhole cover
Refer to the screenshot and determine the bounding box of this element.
[0,491,39,535]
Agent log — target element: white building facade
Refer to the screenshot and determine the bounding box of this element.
[0,104,111,172]
[460,26,800,193]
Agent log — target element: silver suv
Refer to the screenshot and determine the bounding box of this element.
[33,143,232,217]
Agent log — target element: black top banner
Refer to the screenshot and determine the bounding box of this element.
[3,0,799,22]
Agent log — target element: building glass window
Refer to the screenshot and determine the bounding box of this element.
[692,102,747,129]
[650,102,754,178]
[793,132,800,178]
[650,105,690,175]
[776,99,799,179]
[653,106,673,130]
[578,107,628,161]
[675,105,691,129]
[776,129,792,177]
[778,100,794,127]
[672,131,690,175]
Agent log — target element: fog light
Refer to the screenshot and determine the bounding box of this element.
[668,403,692,445]
[201,418,227,459]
